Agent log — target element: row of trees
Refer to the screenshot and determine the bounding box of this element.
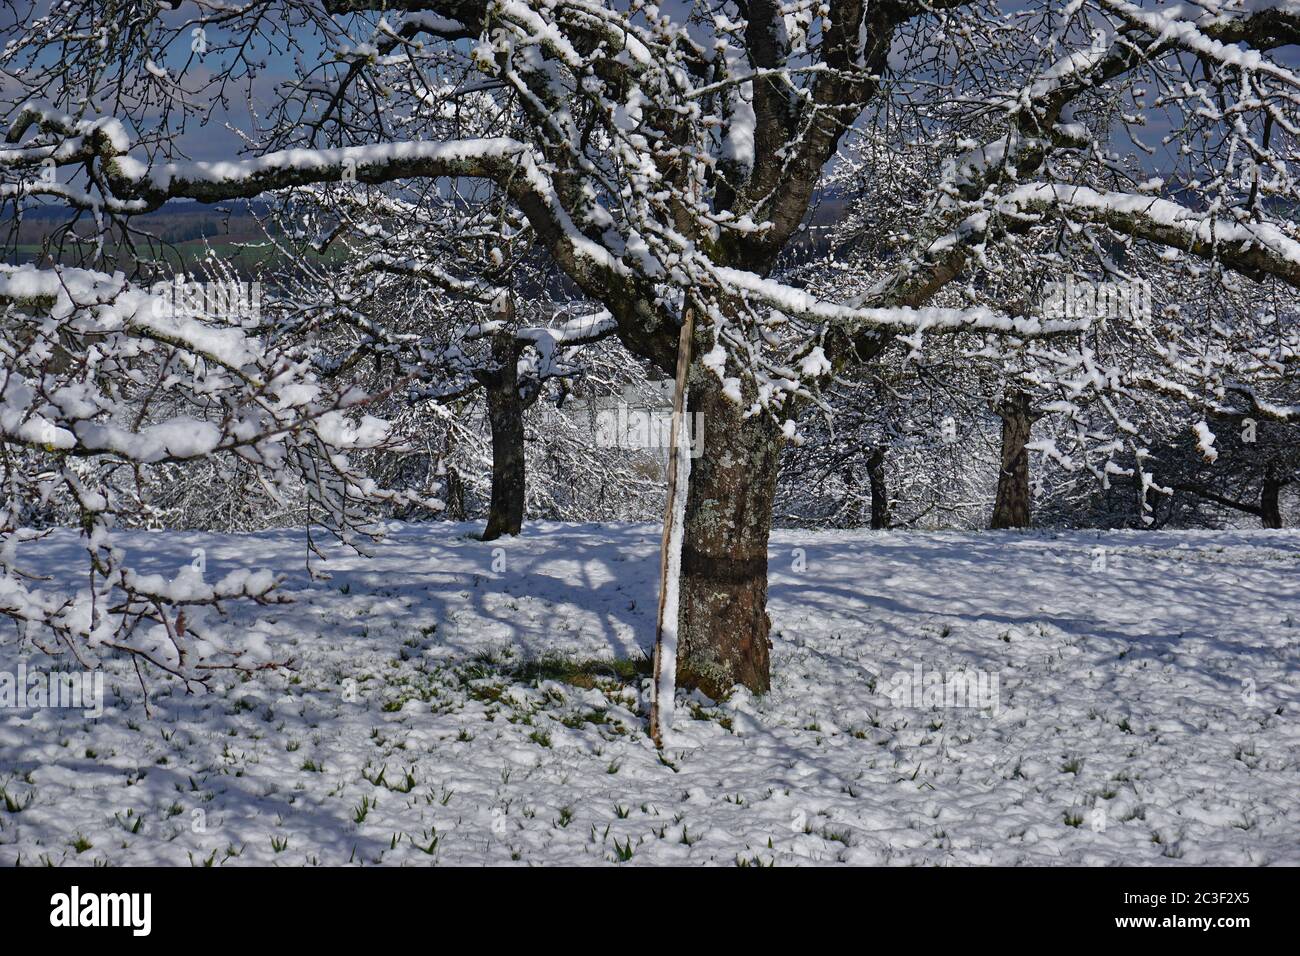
[1,0,1297,698]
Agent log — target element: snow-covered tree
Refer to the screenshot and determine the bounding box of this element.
[3,0,1299,700]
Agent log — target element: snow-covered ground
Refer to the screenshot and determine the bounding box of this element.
[1,523,1297,866]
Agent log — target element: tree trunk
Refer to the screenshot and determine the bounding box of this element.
[867,447,890,530]
[991,390,1035,529]
[443,464,466,521]
[676,373,783,699]
[1261,468,1283,529]
[480,334,526,541]
[438,419,467,521]
[839,465,863,527]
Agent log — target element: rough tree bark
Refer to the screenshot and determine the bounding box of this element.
[675,371,784,699]
[443,464,466,520]
[476,316,528,541]
[1261,467,1283,529]
[991,390,1037,530]
[840,465,864,527]
[867,447,890,530]
[481,381,525,540]
[438,418,467,521]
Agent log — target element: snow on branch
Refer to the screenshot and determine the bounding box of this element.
[995,184,1300,288]
[106,139,532,207]
[0,264,440,691]
[713,266,1089,337]
[1099,0,1300,85]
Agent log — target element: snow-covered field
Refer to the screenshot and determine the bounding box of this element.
[1,523,1296,866]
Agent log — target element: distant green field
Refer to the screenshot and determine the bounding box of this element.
[6,238,348,276]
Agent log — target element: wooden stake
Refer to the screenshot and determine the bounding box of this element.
[650,308,695,748]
